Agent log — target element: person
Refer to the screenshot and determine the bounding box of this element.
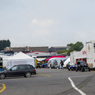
[36,62,41,68]
[60,60,64,69]
[0,67,3,71]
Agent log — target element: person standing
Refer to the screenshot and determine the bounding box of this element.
[60,60,64,69]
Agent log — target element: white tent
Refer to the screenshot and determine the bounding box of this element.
[36,58,46,61]
[3,52,35,69]
[63,58,70,67]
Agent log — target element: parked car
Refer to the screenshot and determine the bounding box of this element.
[0,64,36,79]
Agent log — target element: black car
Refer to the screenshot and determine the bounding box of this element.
[0,64,36,79]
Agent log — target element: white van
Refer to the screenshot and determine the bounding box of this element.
[48,57,67,69]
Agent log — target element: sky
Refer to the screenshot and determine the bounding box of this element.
[0,0,95,47]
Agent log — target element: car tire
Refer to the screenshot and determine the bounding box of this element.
[0,74,5,79]
[25,72,31,78]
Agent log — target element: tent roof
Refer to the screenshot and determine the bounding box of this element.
[45,55,65,61]
[9,52,33,60]
[36,58,46,61]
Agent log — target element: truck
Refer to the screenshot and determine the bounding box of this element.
[70,40,95,69]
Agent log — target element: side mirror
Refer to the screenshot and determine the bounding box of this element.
[10,69,12,71]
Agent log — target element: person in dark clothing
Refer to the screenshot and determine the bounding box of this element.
[60,60,64,69]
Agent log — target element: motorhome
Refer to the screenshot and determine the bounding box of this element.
[63,57,70,67]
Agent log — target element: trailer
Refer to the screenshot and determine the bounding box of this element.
[86,41,95,68]
[70,40,95,69]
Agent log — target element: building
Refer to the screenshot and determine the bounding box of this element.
[9,46,49,52]
[49,46,70,52]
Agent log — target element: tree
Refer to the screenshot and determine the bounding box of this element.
[0,40,11,50]
[57,41,84,56]
[57,49,68,54]
[67,43,74,47]
[67,41,84,55]
[74,42,84,51]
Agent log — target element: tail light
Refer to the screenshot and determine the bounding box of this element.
[34,69,36,71]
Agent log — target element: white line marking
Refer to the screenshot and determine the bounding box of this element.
[68,77,86,95]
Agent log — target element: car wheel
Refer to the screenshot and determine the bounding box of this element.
[0,74,5,79]
[25,72,31,78]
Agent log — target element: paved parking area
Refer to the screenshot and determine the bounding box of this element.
[0,69,95,95]
[0,83,6,93]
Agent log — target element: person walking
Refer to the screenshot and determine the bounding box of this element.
[60,60,64,69]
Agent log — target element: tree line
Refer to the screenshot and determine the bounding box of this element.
[0,40,83,56]
[57,41,84,56]
[0,40,11,51]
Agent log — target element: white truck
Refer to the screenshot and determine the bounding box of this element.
[86,41,95,68]
[70,40,95,69]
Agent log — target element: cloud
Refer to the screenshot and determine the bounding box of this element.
[72,32,88,44]
[31,19,54,27]
[30,18,55,40]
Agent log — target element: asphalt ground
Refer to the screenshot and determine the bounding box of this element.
[0,68,95,95]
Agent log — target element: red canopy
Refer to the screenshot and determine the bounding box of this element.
[45,56,65,61]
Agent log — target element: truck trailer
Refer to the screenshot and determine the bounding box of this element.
[70,40,95,69]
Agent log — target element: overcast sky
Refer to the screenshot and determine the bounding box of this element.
[0,0,95,47]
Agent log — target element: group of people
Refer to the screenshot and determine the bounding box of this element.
[36,60,64,69]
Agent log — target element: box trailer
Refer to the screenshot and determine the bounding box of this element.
[86,41,95,68]
[70,40,95,69]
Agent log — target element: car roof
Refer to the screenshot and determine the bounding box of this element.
[14,64,31,66]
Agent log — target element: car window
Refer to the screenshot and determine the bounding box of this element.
[26,65,33,69]
[11,66,19,71]
[19,65,26,70]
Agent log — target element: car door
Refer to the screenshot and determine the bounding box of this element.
[6,65,20,77]
[18,65,26,76]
